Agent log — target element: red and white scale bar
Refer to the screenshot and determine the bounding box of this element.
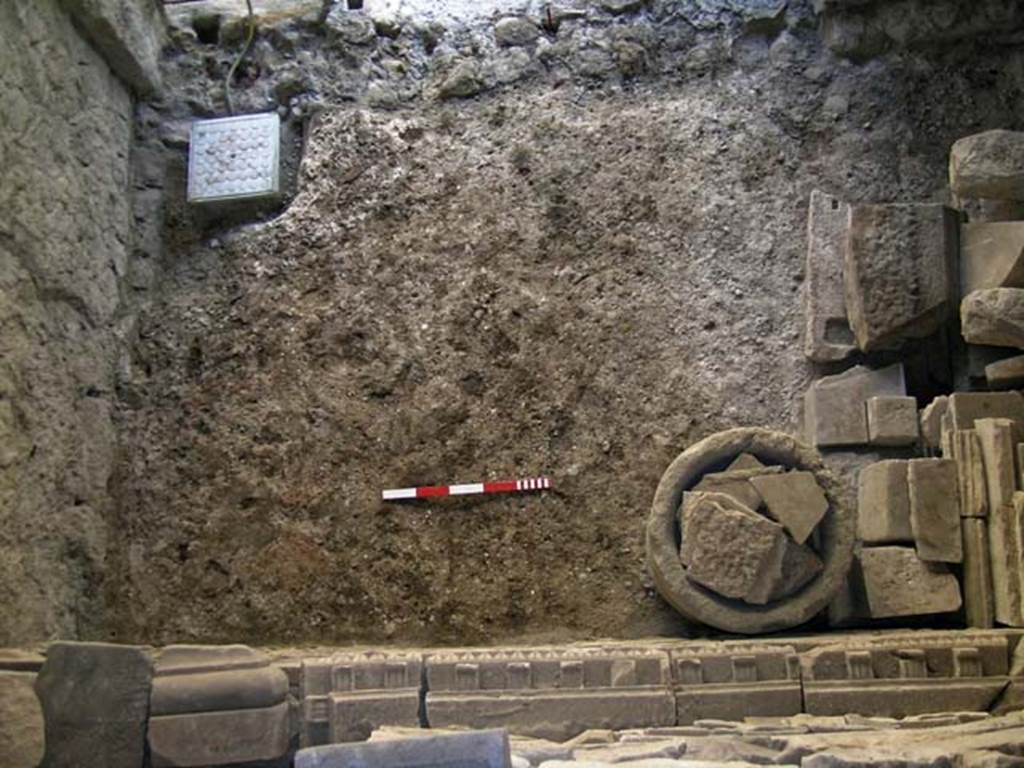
[382,477,551,501]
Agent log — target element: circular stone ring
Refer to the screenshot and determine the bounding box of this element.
[645,427,856,634]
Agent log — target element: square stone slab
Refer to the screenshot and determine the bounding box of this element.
[858,547,962,618]
[749,471,827,545]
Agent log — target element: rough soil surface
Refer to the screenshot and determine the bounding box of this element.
[108,10,1024,646]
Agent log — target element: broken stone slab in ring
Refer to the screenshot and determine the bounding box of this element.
[645,427,856,634]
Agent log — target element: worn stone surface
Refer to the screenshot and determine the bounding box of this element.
[951,130,1024,201]
[325,8,377,45]
[494,17,540,47]
[149,701,291,768]
[750,471,828,544]
[0,671,44,768]
[857,547,961,618]
[296,729,511,768]
[679,492,786,604]
[949,430,989,518]
[866,396,919,447]
[804,190,856,362]
[961,518,995,629]
[961,222,1024,296]
[57,0,165,94]
[976,418,1019,513]
[844,203,958,351]
[857,461,913,545]
[151,644,287,715]
[986,355,1024,389]
[907,458,962,563]
[767,539,825,601]
[35,642,153,768]
[962,289,1024,348]
[805,364,907,448]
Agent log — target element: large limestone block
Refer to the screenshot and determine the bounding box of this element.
[857,461,913,544]
[35,642,153,768]
[750,471,828,544]
[0,671,44,768]
[961,518,995,628]
[951,130,1024,201]
[961,222,1024,295]
[858,547,961,618]
[805,364,906,447]
[907,458,963,563]
[844,203,958,351]
[57,0,166,95]
[976,418,1019,512]
[295,729,512,768]
[962,288,1024,348]
[149,702,290,768]
[804,190,857,362]
[991,496,1024,627]
[679,493,786,605]
[948,391,1024,431]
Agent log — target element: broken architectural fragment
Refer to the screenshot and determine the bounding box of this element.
[690,465,783,512]
[986,354,1024,389]
[950,130,1024,201]
[679,492,785,605]
[424,648,674,740]
[668,643,802,724]
[300,651,423,746]
[804,363,906,447]
[907,458,962,563]
[960,221,1024,295]
[961,288,1024,348]
[857,460,913,544]
[857,547,961,618]
[35,642,153,768]
[767,538,824,601]
[866,396,919,447]
[920,395,949,453]
[147,645,290,768]
[749,470,828,544]
[804,190,856,362]
[961,518,995,628]
[844,203,958,351]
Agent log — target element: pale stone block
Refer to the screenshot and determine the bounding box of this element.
[960,221,1024,295]
[0,671,44,768]
[907,458,962,563]
[804,190,856,362]
[961,517,995,629]
[857,460,913,545]
[986,354,1024,389]
[949,430,988,518]
[976,418,1019,512]
[867,396,919,447]
[749,471,828,544]
[844,203,958,351]
[804,364,906,447]
[948,391,1024,430]
[951,130,1024,201]
[690,465,782,512]
[920,395,948,453]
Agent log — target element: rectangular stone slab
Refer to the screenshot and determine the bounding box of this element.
[675,681,802,724]
[949,429,989,518]
[804,190,857,362]
[148,702,290,768]
[948,391,1024,430]
[805,363,906,447]
[987,354,1024,389]
[295,728,511,768]
[802,679,1006,718]
[858,547,961,618]
[907,458,963,563]
[844,203,959,351]
[990,499,1024,627]
[867,396,919,447]
[961,517,995,629]
[857,460,913,544]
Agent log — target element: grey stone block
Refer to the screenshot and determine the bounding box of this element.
[844,203,958,351]
[962,288,1024,348]
[986,354,1024,389]
[948,430,989,518]
[866,396,919,447]
[805,364,906,447]
[907,458,962,563]
[149,702,290,768]
[857,460,913,545]
[962,517,995,629]
[804,190,856,362]
[960,221,1024,295]
[750,471,828,544]
[295,728,511,768]
[858,547,961,618]
[35,642,153,768]
[948,391,1024,430]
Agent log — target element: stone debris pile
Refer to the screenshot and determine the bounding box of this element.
[799,128,1024,632]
